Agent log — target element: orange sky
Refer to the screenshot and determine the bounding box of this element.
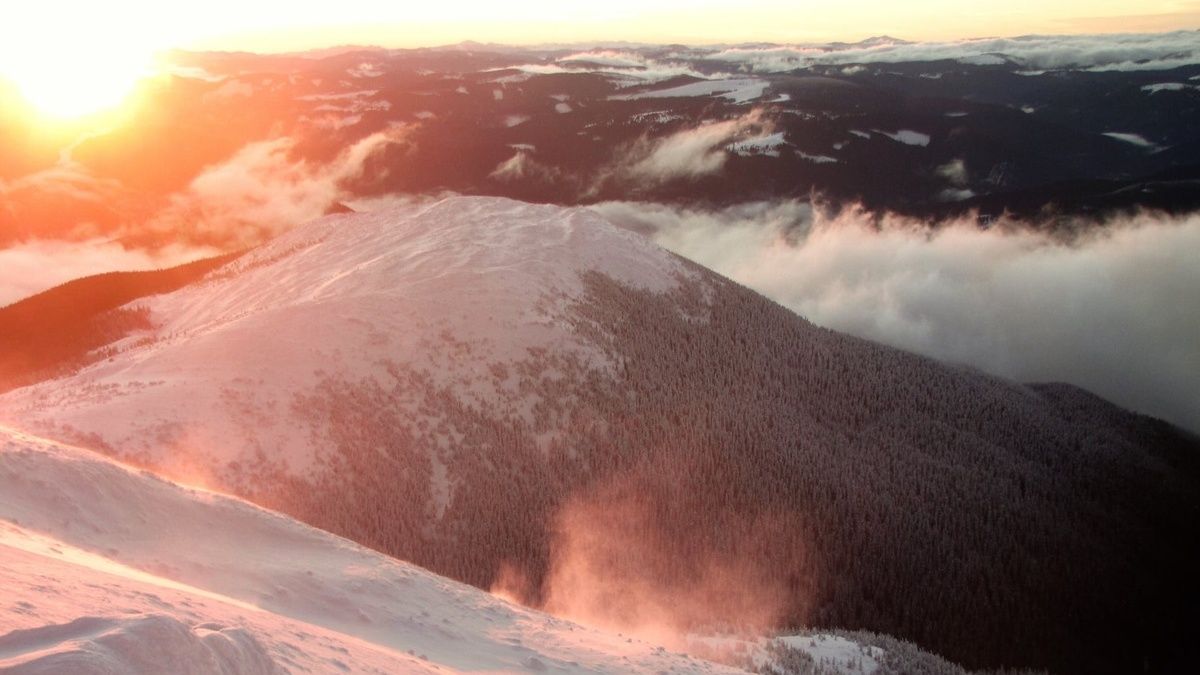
[0,1,1196,117]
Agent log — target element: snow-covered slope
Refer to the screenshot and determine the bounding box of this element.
[0,425,739,674]
[1,196,1195,675]
[1,196,687,481]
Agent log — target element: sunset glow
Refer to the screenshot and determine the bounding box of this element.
[0,0,1198,672]
[0,6,160,119]
[3,1,1193,120]
[1,54,152,120]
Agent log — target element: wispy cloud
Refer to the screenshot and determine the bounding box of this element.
[147,125,412,246]
[594,200,1200,432]
[701,30,1200,73]
[601,110,771,188]
[0,239,218,306]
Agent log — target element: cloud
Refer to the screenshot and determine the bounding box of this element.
[702,30,1200,73]
[608,110,771,186]
[494,50,717,86]
[0,162,135,243]
[0,238,218,306]
[488,149,558,183]
[147,125,412,246]
[593,200,1200,433]
[203,79,255,102]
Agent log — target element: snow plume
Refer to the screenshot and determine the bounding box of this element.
[610,110,771,186]
[703,30,1200,72]
[534,469,794,649]
[594,200,1200,433]
[147,126,412,246]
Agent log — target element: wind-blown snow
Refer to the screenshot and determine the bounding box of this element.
[0,426,740,673]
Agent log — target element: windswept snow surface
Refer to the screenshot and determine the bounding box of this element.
[0,426,740,674]
[0,196,690,481]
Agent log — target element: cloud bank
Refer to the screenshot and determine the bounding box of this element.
[701,30,1200,73]
[0,124,411,303]
[604,110,771,187]
[593,200,1200,433]
[149,125,411,246]
[0,239,218,307]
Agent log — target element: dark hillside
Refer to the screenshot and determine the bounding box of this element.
[0,252,241,391]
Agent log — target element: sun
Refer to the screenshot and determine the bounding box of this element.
[0,48,154,120]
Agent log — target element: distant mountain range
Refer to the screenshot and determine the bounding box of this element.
[3,32,1198,251]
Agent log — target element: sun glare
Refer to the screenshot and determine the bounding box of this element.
[0,50,153,120]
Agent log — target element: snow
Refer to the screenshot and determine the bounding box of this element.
[301,89,390,114]
[504,114,530,127]
[0,197,690,485]
[1103,132,1159,149]
[727,132,787,157]
[799,152,839,164]
[348,62,384,78]
[630,110,683,124]
[873,129,931,147]
[0,426,741,674]
[1142,82,1198,93]
[297,90,378,101]
[849,129,872,139]
[686,632,887,675]
[778,634,885,674]
[610,78,769,104]
[555,102,573,113]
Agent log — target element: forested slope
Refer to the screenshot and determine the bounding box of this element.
[2,197,1195,674]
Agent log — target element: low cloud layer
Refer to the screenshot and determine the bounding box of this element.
[498,50,717,85]
[149,125,411,246]
[0,239,217,307]
[701,30,1200,73]
[593,200,1200,432]
[0,124,411,303]
[603,110,771,188]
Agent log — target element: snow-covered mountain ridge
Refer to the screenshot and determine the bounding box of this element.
[2,196,1196,674]
[0,424,743,673]
[2,196,686,479]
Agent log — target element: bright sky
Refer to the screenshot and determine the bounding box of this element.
[0,1,1196,116]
